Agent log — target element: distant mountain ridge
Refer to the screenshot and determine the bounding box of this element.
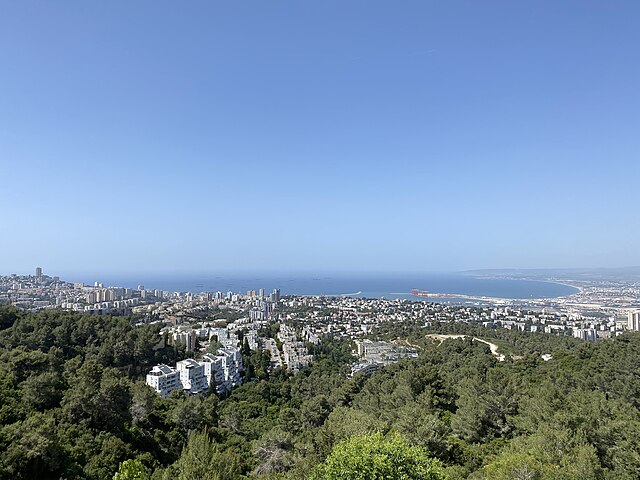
[463,267,640,281]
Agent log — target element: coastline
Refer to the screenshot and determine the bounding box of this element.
[407,278,581,303]
[547,280,584,295]
[455,275,583,300]
[66,273,580,302]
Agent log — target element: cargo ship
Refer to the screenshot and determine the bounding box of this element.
[411,289,430,298]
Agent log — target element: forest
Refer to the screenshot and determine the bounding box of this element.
[2,305,640,479]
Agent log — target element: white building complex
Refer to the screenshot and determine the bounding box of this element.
[146,364,181,398]
[176,358,207,394]
[201,348,243,395]
[146,348,244,398]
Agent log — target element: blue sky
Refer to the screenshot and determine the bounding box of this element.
[1,1,639,276]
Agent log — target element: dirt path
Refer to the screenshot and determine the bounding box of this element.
[426,334,505,361]
[394,338,421,349]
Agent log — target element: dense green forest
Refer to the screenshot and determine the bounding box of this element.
[2,305,640,479]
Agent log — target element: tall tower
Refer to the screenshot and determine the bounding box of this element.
[271,288,281,302]
[35,267,43,282]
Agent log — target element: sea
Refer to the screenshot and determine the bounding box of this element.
[71,272,579,302]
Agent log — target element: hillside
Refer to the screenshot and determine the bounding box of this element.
[1,305,640,479]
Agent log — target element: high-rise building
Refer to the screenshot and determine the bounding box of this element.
[270,288,281,302]
[35,267,42,282]
[628,310,640,331]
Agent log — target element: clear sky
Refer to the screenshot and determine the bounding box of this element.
[1,1,639,276]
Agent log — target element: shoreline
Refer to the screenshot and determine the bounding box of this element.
[547,280,584,294]
[408,278,581,303]
[45,273,582,301]
[296,278,583,302]
[446,276,583,301]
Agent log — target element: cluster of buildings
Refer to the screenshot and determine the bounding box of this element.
[131,289,281,326]
[161,322,261,352]
[542,278,640,313]
[6,269,640,396]
[259,324,314,372]
[128,294,640,396]
[145,313,300,399]
[275,324,313,372]
[0,269,67,310]
[478,307,621,341]
[278,295,637,343]
[0,269,167,314]
[0,269,284,319]
[4,269,639,341]
[146,348,243,398]
[350,339,418,376]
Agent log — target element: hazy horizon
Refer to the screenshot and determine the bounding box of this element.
[6,265,640,281]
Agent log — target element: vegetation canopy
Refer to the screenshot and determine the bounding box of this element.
[1,305,640,479]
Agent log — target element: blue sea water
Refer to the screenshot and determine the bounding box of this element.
[72,273,579,300]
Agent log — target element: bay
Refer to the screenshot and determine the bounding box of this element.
[71,272,579,300]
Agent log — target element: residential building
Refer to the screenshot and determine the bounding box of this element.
[146,364,181,398]
[201,348,244,394]
[173,328,197,351]
[201,353,226,394]
[176,359,207,394]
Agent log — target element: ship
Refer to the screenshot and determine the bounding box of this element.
[411,289,430,298]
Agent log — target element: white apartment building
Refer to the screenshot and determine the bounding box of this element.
[146,347,243,397]
[201,348,244,392]
[628,310,640,332]
[201,353,227,394]
[217,348,243,387]
[146,364,181,398]
[176,359,207,394]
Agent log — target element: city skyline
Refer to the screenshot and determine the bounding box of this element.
[2,2,639,274]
